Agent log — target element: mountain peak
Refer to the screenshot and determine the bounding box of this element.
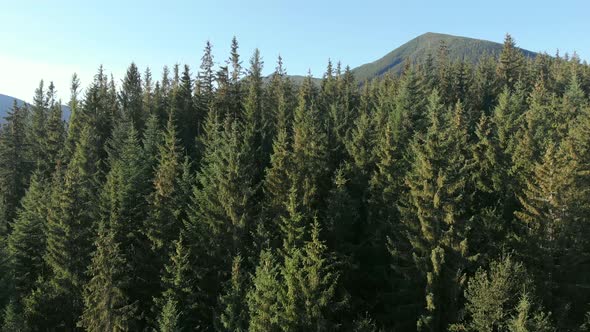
[351,33,536,81]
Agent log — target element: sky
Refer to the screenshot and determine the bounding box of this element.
[1,0,589,102]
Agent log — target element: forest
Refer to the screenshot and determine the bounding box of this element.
[1,34,590,331]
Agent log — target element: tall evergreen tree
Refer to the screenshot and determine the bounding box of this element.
[217,255,249,332]
[120,63,145,133]
[497,34,525,90]
[7,173,48,305]
[400,99,476,331]
[247,250,282,332]
[78,222,135,332]
[30,124,99,330]
[0,102,31,235]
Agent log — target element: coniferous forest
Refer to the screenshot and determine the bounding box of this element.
[2,35,590,331]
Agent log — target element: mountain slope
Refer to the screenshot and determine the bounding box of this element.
[351,32,537,82]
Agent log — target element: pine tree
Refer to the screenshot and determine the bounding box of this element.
[65,74,82,161]
[45,100,65,173]
[29,80,48,171]
[7,173,48,303]
[261,128,293,247]
[243,48,269,183]
[400,99,476,331]
[266,55,295,137]
[198,41,215,100]
[156,236,199,331]
[228,36,243,120]
[469,115,512,259]
[290,75,329,219]
[449,255,532,332]
[34,124,99,330]
[298,220,340,331]
[393,66,426,147]
[173,64,199,155]
[83,66,116,163]
[157,297,180,332]
[78,222,135,332]
[147,114,184,257]
[279,187,306,254]
[507,293,555,332]
[120,63,145,134]
[497,34,525,90]
[514,143,586,326]
[101,120,154,328]
[187,117,257,275]
[143,67,155,117]
[217,255,249,332]
[247,250,282,332]
[0,101,31,236]
[1,300,24,332]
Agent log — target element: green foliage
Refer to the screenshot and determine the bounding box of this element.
[247,250,282,332]
[78,223,135,332]
[450,255,532,332]
[2,34,589,332]
[217,255,249,332]
[8,173,48,301]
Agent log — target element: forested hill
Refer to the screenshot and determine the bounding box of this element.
[1,35,590,331]
[266,32,539,85]
[351,32,538,81]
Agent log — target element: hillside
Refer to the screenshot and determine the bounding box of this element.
[351,32,537,82]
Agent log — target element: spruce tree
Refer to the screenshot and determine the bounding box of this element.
[0,101,30,236]
[497,34,525,90]
[101,120,154,328]
[400,98,476,331]
[120,63,145,134]
[449,255,532,332]
[290,75,329,219]
[29,80,48,171]
[78,223,135,332]
[147,114,184,257]
[34,124,99,330]
[7,173,48,304]
[514,143,587,326]
[198,41,215,101]
[173,64,199,155]
[156,236,199,331]
[247,250,282,332]
[261,128,293,248]
[298,220,340,331]
[44,101,66,174]
[217,255,249,332]
[65,74,82,161]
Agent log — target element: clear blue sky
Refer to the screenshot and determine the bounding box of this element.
[1,0,588,102]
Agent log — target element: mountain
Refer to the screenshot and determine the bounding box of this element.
[0,93,71,124]
[351,32,537,82]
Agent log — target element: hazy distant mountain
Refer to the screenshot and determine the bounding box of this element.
[351,32,537,82]
[0,93,70,123]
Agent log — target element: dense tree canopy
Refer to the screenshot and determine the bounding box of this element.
[1,34,590,331]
